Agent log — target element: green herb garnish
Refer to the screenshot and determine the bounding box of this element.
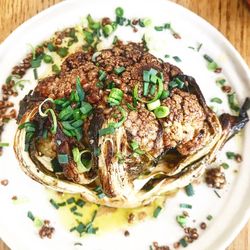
[50,199,59,209]
[57,154,69,164]
[153,206,162,218]
[185,184,195,196]
[228,93,240,112]
[179,203,192,209]
[172,56,181,62]
[210,97,222,104]
[0,142,9,147]
[176,215,187,227]
[221,162,229,169]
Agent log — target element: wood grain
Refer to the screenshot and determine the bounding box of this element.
[0,0,249,249]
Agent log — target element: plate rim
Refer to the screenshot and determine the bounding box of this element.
[0,0,249,250]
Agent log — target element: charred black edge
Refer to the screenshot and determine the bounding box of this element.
[88,108,105,168]
[17,91,44,123]
[219,97,250,141]
[176,74,208,110]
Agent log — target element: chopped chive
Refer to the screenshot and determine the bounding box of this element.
[83,30,94,45]
[43,54,53,64]
[210,97,222,104]
[70,206,77,212]
[62,121,75,130]
[164,23,171,29]
[57,154,69,164]
[115,7,124,17]
[185,184,195,196]
[203,54,213,63]
[57,202,66,207]
[57,47,68,58]
[140,18,152,27]
[63,129,73,137]
[70,226,76,232]
[179,238,188,247]
[154,26,164,31]
[154,106,170,118]
[214,190,221,198]
[147,99,161,111]
[130,140,139,151]
[0,142,9,147]
[74,212,83,217]
[59,105,73,120]
[176,215,187,227]
[207,215,213,221]
[197,43,203,52]
[126,103,136,110]
[103,24,113,37]
[153,206,162,218]
[179,203,192,209]
[34,217,43,228]
[188,46,195,50]
[49,199,59,209]
[98,70,106,81]
[98,127,115,136]
[228,93,240,112]
[66,197,76,204]
[47,43,56,52]
[143,82,150,96]
[216,78,226,86]
[31,58,42,68]
[76,223,85,234]
[221,162,229,169]
[160,90,170,100]
[80,102,92,115]
[112,35,119,45]
[172,56,181,62]
[164,54,170,58]
[149,85,156,95]
[27,211,35,221]
[114,66,125,75]
[76,199,85,208]
[52,64,60,74]
[76,77,85,102]
[33,68,38,80]
[71,120,84,128]
[208,61,218,71]
[74,243,83,246]
[226,151,236,159]
[143,70,150,82]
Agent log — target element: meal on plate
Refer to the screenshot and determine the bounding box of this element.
[0,5,249,248]
[13,41,249,208]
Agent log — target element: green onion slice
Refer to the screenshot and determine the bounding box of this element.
[76,77,85,102]
[38,98,54,117]
[133,79,163,104]
[154,106,170,118]
[108,106,128,129]
[72,148,92,173]
[38,98,57,134]
[147,99,161,111]
[58,154,69,164]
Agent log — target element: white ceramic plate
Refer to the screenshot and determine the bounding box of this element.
[0,0,249,250]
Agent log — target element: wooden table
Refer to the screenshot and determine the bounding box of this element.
[0,0,249,249]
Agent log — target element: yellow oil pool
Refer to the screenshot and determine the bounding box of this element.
[48,190,171,236]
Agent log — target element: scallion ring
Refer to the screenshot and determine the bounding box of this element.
[147,99,161,111]
[38,98,57,134]
[154,106,170,118]
[38,98,54,117]
[72,148,92,173]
